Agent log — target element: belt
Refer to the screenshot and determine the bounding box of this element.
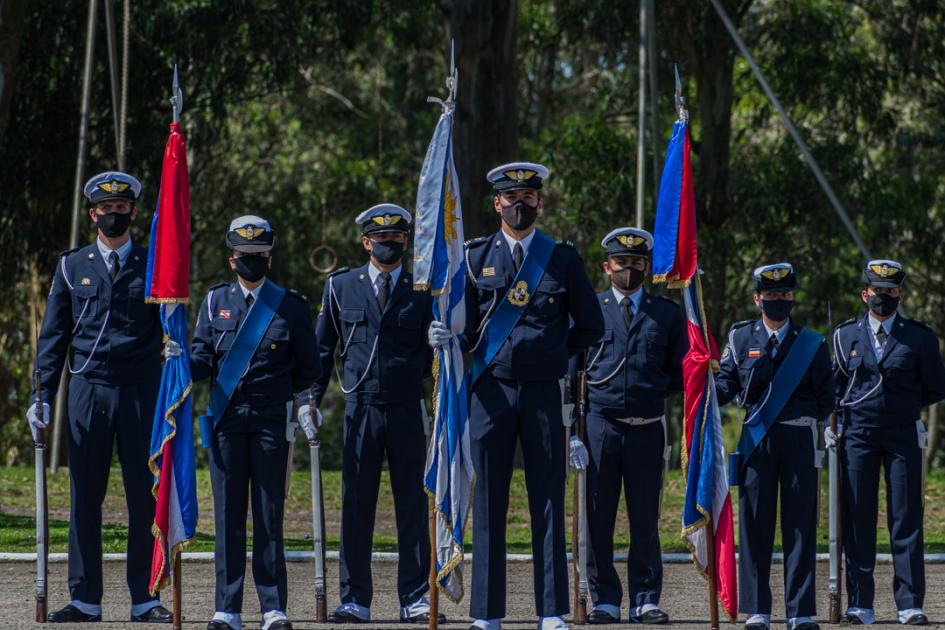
[613,415,663,426]
[780,416,816,427]
[780,416,824,468]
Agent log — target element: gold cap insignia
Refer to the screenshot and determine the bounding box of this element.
[508,280,530,307]
[761,268,787,281]
[98,180,131,194]
[371,214,402,226]
[504,169,536,183]
[869,263,895,278]
[234,225,265,240]
[616,234,645,248]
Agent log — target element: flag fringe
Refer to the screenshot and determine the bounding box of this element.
[423,475,476,604]
[147,381,193,490]
[145,297,190,304]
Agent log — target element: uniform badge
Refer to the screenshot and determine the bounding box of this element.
[748,348,762,358]
[507,280,530,307]
[219,309,231,319]
[81,277,91,285]
[721,346,731,361]
[483,267,496,277]
[234,225,264,240]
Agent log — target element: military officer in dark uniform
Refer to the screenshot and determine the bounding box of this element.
[185,215,321,630]
[572,227,686,625]
[314,204,439,624]
[715,263,834,630]
[829,260,945,626]
[428,162,603,630]
[28,171,172,623]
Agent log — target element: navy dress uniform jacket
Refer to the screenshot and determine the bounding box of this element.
[462,232,604,377]
[314,264,433,405]
[582,289,686,418]
[34,241,163,608]
[36,242,162,398]
[716,318,834,420]
[834,314,945,427]
[191,280,321,414]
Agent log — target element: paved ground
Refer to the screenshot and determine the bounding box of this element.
[2,560,944,629]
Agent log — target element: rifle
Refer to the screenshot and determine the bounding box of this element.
[570,370,589,624]
[306,388,328,622]
[827,410,842,622]
[33,369,49,622]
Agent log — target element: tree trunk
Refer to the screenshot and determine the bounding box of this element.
[0,0,29,145]
[449,0,519,239]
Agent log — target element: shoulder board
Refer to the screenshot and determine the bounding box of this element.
[327,266,350,279]
[901,317,933,333]
[58,247,79,259]
[287,288,308,302]
[556,239,575,248]
[208,281,229,291]
[835,317,857,330]
[656,295,680,308]
[464,236,489,248]
[731,319,754,329]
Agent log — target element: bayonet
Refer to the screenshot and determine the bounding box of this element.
[427,39,458,113]
[674,65,689,122]
[170,65,184,123]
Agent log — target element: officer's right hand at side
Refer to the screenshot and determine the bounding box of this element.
[163,339,182,359]
[568,434,589,470]
[297,404,324,441]
[824,424,841,449]
[27,402,51,442]
[427,320,451,349]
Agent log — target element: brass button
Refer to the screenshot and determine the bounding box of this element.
[270,343,277,350]
[548,297,555,304]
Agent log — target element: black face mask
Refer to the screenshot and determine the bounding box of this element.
[233,254,269,282]
[867,293,899,317]
[611,267,645,293]
[96,211,132,238]
[760,298,794,322]
[370,240,405,265]
[500,200,539,231]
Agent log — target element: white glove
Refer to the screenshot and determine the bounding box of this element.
[824,425,841,449]
[27,402,51,442]
[427,320,451,349]
[568,434,589,470]
[297,404,324,441]
[163,339,182,359]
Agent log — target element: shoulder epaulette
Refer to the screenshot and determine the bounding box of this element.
[58,247,79,258]
[327,266,350,278]
[731,319,754,329]
[287,288,308,302]
[208,281,229,291]
[556,239,575,248]
[464,236,489,248]
[656,295,680,308]
[901,317,933,333]
[835,317,857,330]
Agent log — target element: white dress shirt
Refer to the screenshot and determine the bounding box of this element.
[867,312,896,360]
[367,262,402,296]
[96,237,133,274]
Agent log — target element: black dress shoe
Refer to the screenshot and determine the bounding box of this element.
[630,609,670,625]
[794,623,820,630]
[903,613,929,626]
[402,611,447,623]
[328,610,369,623]
[207,621,237,630]
[267,621,293,630]
[744,624,768,630]
[47,604,102,623]
[841,613,865,625]
[587,608,621,624]
[132,604,173,623]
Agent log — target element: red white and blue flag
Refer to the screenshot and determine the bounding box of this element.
[653,110,737,620]
[145,121,198,595]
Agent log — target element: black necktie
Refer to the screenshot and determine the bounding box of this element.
[378,272,391,311]
[246,293,255,308]
[875,326,887,344]
[621,297,633,328]
[109,251,120,280]
[512,242,524,272]
[769,333,780,356]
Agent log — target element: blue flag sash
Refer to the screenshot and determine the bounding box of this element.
[471,231,555,383]
[728,327,822,485]
[198,280,286,448]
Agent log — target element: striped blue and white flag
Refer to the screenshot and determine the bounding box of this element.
[413,107,474,602]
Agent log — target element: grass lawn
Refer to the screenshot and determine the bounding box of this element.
[2,465,944,554]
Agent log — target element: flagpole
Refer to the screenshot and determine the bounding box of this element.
[429,493,439,630]
[172,555,182,630]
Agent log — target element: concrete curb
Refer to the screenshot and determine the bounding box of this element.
[2,551,944,563]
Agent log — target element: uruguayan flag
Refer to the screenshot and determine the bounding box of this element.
[413,107,474,602]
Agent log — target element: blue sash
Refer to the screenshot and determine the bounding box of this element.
[198,280,286,448]
[728,327,822,486]
[471,231,556,383]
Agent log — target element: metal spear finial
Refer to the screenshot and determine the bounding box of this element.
[427,39,458,113]
[674,64,688,122]
[171,64,184,123]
